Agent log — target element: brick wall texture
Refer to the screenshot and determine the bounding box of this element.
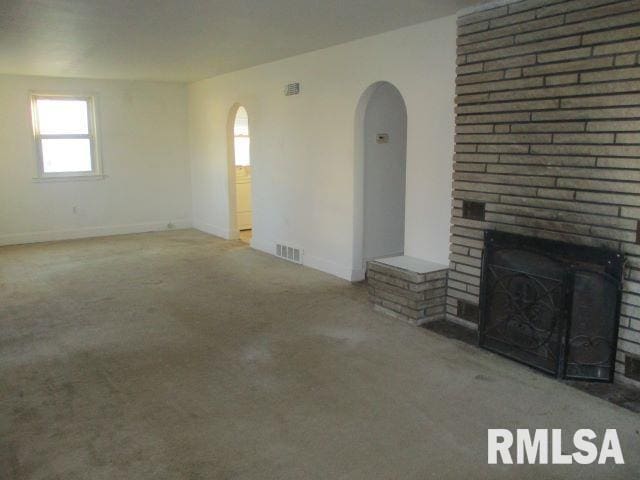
[367,261,447,325]
[449,0,640,385]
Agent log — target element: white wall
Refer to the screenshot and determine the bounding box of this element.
[0,75,191,245]
[363,82,406,262]
[189,15,456,280]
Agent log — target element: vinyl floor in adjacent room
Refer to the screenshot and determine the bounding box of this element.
[1,229,639,479]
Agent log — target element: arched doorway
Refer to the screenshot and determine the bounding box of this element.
[353,82,407,277]
[228,105,252,243]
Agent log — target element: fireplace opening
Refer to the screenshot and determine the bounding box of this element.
[478,230,624,382]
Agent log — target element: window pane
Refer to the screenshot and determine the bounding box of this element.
[41,138,92,173]
[36,99,89,134]
[234,107,249,136]
[234,137,250,166]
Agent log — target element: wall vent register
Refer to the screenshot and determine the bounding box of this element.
[284,82,300,96]
[276,243,303,264]
[457,301,479,324]
[462,201,485,221]
[626,355,640,382]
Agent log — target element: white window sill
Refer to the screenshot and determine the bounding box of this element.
[32,174,107,183]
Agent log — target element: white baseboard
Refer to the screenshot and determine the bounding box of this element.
[0,219,192,246]
[351,268,366,282]
[303,254,353,281]
[192,219,233,239]
[249,236,272,254]
[250,236,353,281]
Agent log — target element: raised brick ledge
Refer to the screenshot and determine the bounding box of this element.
[366,256,448,326]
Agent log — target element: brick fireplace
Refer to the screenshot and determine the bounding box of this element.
[479,229,624,381]
[448,0,640,386]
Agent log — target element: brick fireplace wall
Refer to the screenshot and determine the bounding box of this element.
[449,0,640,385]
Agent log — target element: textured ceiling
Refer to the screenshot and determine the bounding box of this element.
[0,0,487,82]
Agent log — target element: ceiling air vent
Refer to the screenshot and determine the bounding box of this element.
[276,243,303,264]
[284,82,300,96]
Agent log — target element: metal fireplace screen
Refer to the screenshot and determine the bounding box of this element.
[478,231,624,382]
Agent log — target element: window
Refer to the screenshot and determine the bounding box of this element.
[31,94,100,178]
[233,106,250,166]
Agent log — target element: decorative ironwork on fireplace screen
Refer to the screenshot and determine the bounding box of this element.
[478,231,624,382]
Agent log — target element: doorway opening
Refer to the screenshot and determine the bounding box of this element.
[353,81,407,278]
[228,105,252,244]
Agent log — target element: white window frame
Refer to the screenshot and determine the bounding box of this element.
[30,93,103,180]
